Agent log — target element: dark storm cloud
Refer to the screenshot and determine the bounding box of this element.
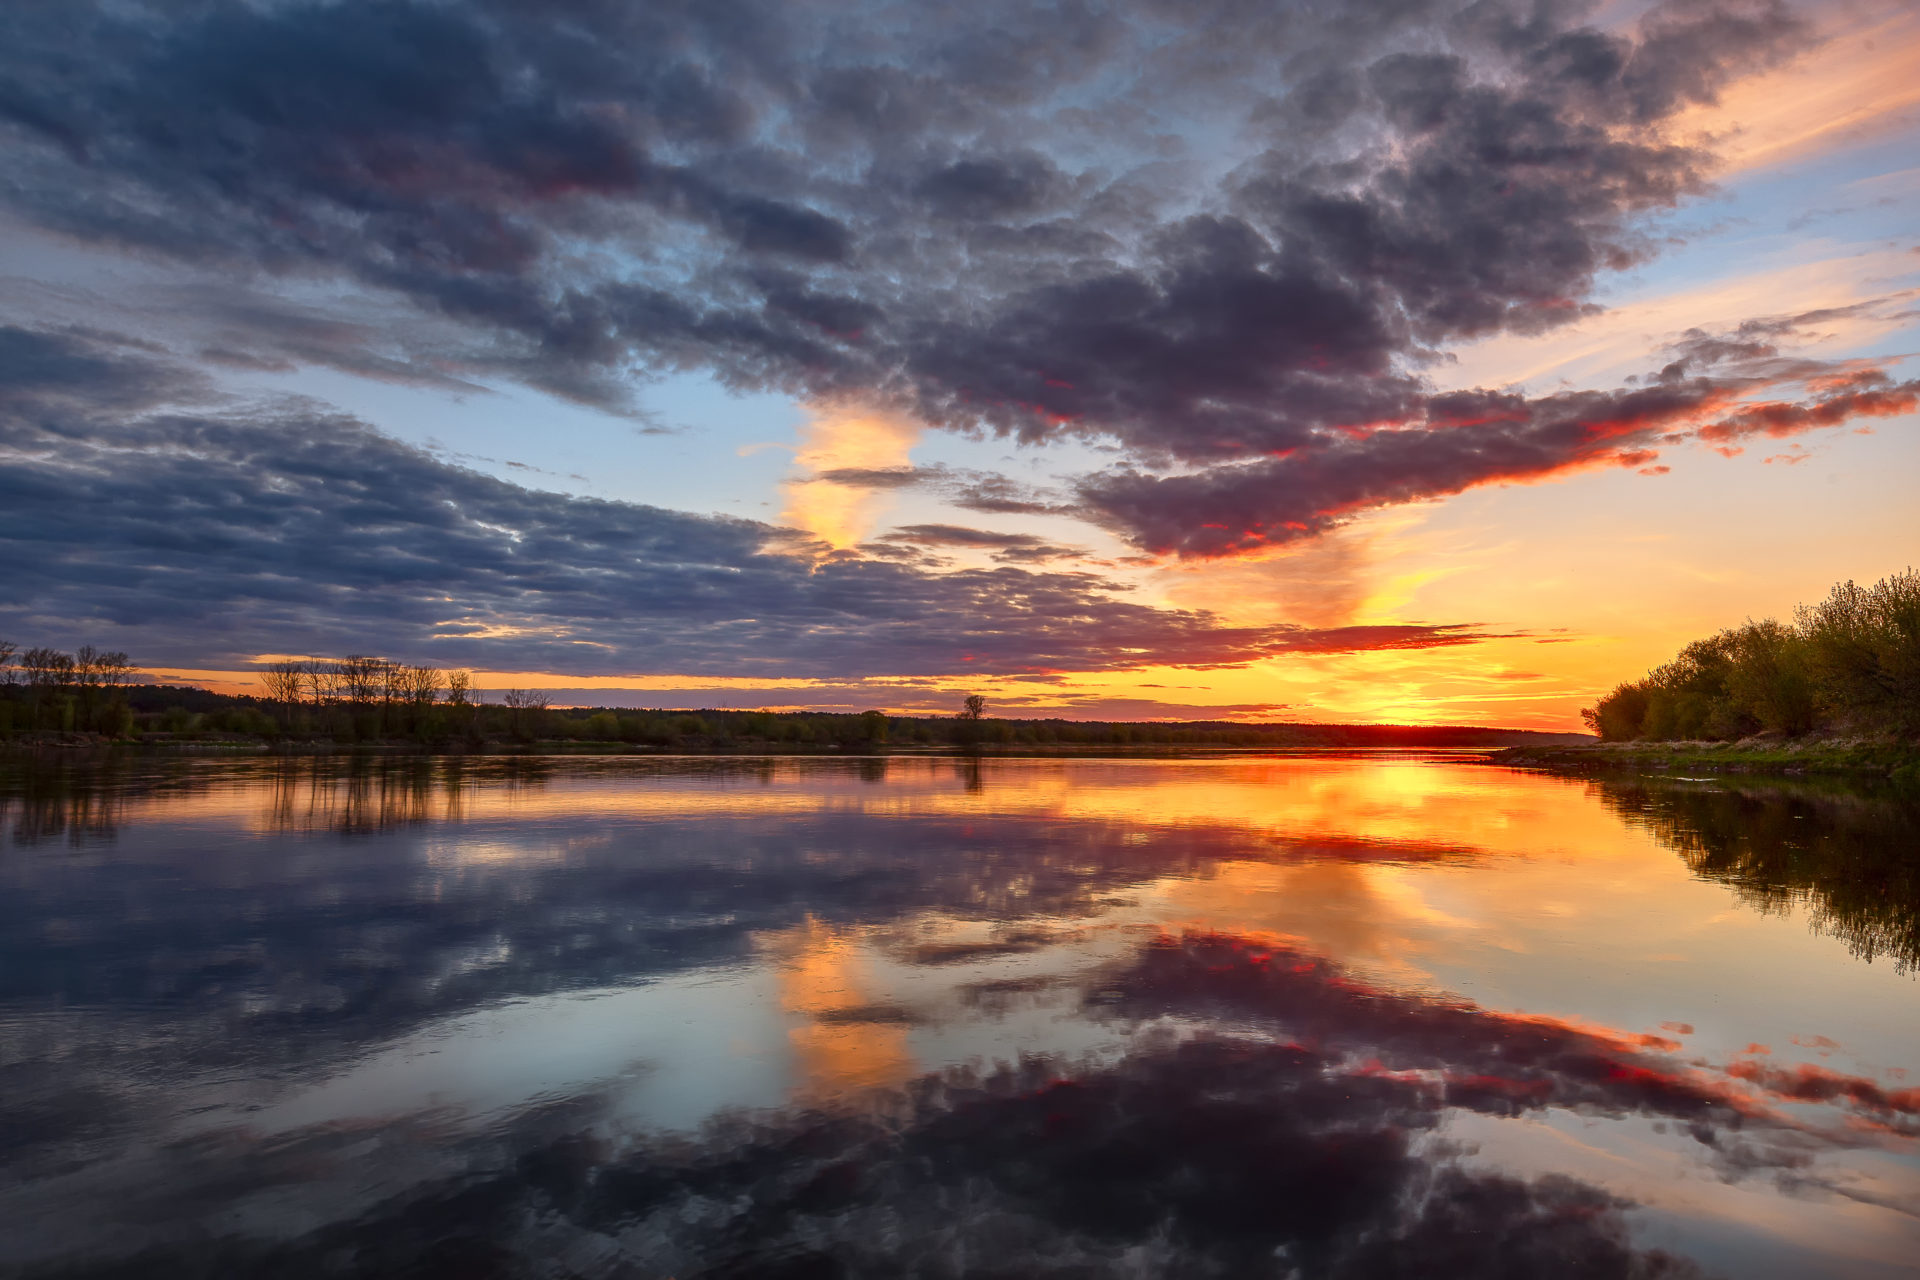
[0,325,1498,672]
[3,0,1878,560]
[0,324,208,414]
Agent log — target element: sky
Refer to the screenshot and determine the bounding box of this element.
[0,0,1915,729]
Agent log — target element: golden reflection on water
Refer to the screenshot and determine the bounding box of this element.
[40,754,1646,857]
[7,757,1912,1004]
[762,916,919,1101]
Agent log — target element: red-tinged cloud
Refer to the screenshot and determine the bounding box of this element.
[1698,380,1920,444]
[1093,929,1920,1174]
[1077,381,1740,556]
[1726,1060,1920,1124]
[1080,362,1918,557]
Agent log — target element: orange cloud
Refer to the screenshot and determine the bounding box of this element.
[779,401,920,550]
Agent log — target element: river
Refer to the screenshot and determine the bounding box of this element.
[1,753,1915,1278]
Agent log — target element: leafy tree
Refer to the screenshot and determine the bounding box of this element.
[1725,620,1815,735]
[1583,568,1918,742]
[1799,569,1920,735]
[955,693,987,747]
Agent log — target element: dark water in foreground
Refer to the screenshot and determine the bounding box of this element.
[1,754,1916,1279]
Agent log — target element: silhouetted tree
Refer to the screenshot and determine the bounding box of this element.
[21,647,75,730]
[0,640,14,733]
[301,659,339,712]
[445,669,479,742]
[84,648,134,735]
[260,661,305,731]
[338,655,385,707]
[956,693,987,748]
[502,688,551,741]
[73,645,101,723]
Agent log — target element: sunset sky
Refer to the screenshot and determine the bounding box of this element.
[1,0,1915,728]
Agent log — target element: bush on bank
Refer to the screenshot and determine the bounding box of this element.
[1583,569,1920,743]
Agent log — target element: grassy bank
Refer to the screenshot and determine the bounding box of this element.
[1492,737,1920,783]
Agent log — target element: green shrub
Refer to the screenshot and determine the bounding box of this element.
[1582,569,1918,743]
[1799,569,1920,735]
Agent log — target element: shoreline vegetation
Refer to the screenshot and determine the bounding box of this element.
[8,563,1912,777]
[1578,569,1918,745]
[1490,736,1920,783]
[1494,568,1919,784]
[0,644,1590,757]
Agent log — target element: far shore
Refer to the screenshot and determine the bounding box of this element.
[1,735,1585,760]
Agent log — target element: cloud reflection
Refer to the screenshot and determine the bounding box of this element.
[22,1035,1721,1280]
[4,758,1917,1276]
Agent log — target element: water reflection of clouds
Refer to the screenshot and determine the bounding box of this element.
[1101,933,1915,1149]
[28,930,1914,1279]
[3,757,1918,1277]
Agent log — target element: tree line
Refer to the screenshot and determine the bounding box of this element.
[0,645,562,743]
[3,642,1595,750]
[0,643,139,734]
[254,655,494,741]
[1582,568,1920,742]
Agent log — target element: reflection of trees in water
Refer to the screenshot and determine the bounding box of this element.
[0,755,157,846]
[263,757,504,835]
[1592,777,1920,974]
[0,755,892,845]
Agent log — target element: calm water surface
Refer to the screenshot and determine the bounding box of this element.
[1,754,1916,1278]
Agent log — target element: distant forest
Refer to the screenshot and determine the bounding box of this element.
[1584,568,1920,743]
[0,647,1579,751]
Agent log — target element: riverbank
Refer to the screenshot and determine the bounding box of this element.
[1,724,1592,758]
[2,737,1566,761]
[1491,736,1920,783]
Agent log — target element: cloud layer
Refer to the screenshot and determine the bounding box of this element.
[0,325,1495,674]
[3,0,1904,565]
